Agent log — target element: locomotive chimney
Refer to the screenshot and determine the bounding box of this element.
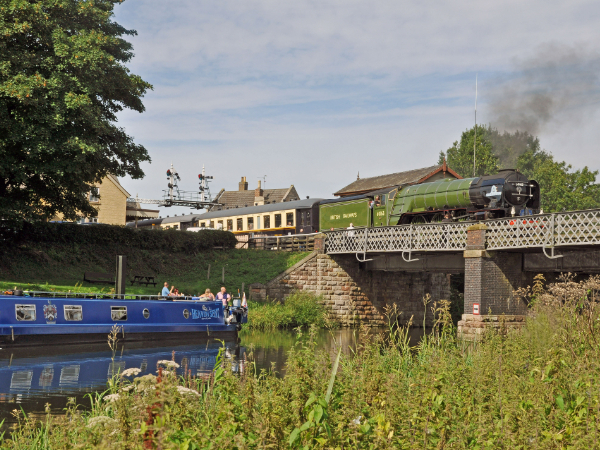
[239,176,248,191]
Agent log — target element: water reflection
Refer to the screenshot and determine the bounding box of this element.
[0,327,425,424]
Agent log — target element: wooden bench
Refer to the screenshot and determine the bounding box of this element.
[83,272,114,284]
[130,275,157,287]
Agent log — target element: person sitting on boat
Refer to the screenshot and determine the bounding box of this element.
[169,286,183,297]
[216,286,231,307]
[200,288,215,300]
[161,282,170,297]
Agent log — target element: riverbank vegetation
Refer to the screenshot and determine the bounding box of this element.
[4,275,600,448]
[0,224,309,296]
[245,292,331,330]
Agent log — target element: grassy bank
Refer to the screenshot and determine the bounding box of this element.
[0,241,309,296]
[245,292,331,330]
[4,275,600,448]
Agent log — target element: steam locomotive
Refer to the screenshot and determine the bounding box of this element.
[320,169,540,230]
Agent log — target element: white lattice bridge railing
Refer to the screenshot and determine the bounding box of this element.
[324,209,600,258]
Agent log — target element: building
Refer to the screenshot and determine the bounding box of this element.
[333,162,461,197]
[208,177,301,211]
[83,175,132,225]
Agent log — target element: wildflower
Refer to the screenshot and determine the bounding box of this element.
[103,393,120,403]
[87,416,117,428]
[120,385,134,392]
[351,415,362,426]
[176,386,200,397]
[120,367,142,377]
[157,360,180,369]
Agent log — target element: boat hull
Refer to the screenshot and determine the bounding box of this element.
[0,295,245,347]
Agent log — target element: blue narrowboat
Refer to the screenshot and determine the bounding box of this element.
[0,292,247,346]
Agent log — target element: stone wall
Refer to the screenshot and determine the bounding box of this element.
[252,251,451,327]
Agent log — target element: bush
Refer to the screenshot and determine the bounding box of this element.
[9,222,238,252]
[246,291,328,330]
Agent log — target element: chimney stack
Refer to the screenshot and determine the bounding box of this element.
[254,180,264,205]
[239,176,248,191]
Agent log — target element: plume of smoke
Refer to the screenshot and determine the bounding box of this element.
[489,43,600,136]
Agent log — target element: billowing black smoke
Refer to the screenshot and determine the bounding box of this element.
[488,43,600,136]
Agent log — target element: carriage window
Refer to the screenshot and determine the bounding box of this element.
[200,222,206,228]
[237,218,243,231]
[286,213,294,227]
[256,216,261,229]
[16,304,36,321]
[274,214,282,228]
[64,305,83,321]
[264,215,271,229]
[209,221,214,228]
[247,217,254,230]
[111,306,127,321]
[227,219,233,231]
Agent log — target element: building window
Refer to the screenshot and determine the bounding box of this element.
[274,214,282,228]
[286,213,294,227]
[237,218,243,231]
[227,219,233,231]
[89,187,100,202]
[16,304,36,321]
[111,306,127,321]
[264,215,271,229]
[247,217,254,230]
[64,305,83,321]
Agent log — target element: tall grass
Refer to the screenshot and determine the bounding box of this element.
[4,275,600,449]
[245,291,331,330]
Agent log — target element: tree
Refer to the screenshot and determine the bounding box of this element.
[0,0,152,225]
[438,126,499,178]
[517,149,600,212]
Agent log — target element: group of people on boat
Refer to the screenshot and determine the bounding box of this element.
[160,282,234,306]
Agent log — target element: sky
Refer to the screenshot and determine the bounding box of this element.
[113,0,600,217]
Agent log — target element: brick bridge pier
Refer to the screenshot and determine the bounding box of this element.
[251,216,600,333]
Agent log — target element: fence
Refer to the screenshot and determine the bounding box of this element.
[247,233,317,251]
[325,209,600,255]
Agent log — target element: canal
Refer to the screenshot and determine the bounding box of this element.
[0,327,424,426]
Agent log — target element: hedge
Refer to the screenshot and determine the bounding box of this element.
[7,222,238,253]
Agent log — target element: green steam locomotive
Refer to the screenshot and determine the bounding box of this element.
[320,169,540,230]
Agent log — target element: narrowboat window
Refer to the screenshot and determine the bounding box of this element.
[274,214,282,228]
[209,221,214,228]
[227,219,233,231]
[16,304,36,321]
[247,217,254,230]
[183,309,190,319]
[64,305,83,321]
[286,213,294,226]
[264,215,271,228]
[237,218,243,231]
[143,308,150,319]
[111,306,127,321]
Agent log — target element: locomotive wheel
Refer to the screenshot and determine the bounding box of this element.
[431,213,444,223]
[411,215,429,224]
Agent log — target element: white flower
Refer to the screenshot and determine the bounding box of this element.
[87,416,117,428]
[120,368,142,377]
[103,394,120,403]
[157,360,180,369]
[176,386,200,397]
[120,385,134,393]
[351,415,362,426]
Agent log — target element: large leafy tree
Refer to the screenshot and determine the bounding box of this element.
[0,0,151,225]
[438,125,499,178]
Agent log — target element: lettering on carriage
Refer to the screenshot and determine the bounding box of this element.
[330,214,340,220]
[342,213,357,219]
[376,211,385,217]
[191,306,220,320]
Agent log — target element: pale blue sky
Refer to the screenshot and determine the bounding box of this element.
[113,1,600,215]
